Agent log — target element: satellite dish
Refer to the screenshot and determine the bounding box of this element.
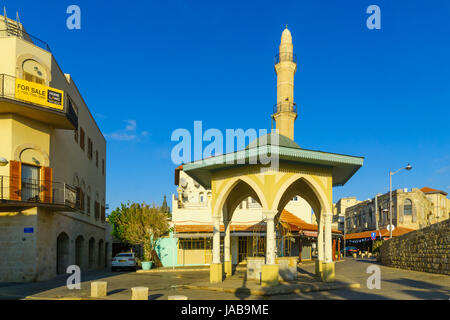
[180,178,187,188]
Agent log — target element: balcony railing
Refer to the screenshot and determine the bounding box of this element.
[0,29,51,52]
[0,175,79,209]
[274,52,297,64]
[0,73,78,129]
[273,101,297,114]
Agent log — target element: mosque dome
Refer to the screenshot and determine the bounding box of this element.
[246,133,300,150]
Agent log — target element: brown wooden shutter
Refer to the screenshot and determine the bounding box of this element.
[95,201,100,220]
[9,160,21,200]
[101,205,105,222]
[41,167,53,203]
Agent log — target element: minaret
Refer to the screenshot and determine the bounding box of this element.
[272,26,297,140]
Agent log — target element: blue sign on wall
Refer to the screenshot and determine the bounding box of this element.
[371,232,376,240]
[24,227,34,233]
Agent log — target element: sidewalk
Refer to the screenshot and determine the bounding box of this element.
[183,261,359,297]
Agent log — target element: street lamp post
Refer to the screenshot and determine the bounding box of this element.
[389,164,412,239]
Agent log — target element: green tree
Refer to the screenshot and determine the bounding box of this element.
[109,202,171,261]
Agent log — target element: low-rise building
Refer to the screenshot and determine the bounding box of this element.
[0,13,110,282]
[344,187,449,235]
[333,196,360,232]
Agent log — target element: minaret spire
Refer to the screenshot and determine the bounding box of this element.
[272,26,297,140]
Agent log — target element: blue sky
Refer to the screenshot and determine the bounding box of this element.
[5,0,450,213]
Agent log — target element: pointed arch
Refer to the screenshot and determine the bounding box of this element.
[213,176,268,218]
[272,174,332,217]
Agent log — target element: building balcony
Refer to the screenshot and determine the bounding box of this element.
[274,52,297,64]
[0,74,78,129]
[273,101,297,114]
[0,175,79,212]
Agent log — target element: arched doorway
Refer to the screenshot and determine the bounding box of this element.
[75,235,85,269]
[212,178,266,278]
[57,232,70,274]
[88,237,95,269]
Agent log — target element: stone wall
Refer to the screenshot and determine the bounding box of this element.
[380,219,449,275]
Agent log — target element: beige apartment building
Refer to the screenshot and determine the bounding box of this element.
[333,196,360,232]
[0,14,110,282]
[344,187,449,234]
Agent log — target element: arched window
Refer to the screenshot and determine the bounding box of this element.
[22,59,45,84]
[404,199,412,215]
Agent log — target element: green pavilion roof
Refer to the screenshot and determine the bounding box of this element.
[182,134,364,189]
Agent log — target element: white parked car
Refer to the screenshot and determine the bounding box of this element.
[111,252,137,271]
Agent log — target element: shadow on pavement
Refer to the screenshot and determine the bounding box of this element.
[0,270,129,299]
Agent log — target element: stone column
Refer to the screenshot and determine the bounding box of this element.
[261,210,279,287]
[224,219,232,277]
[316,213,324,276]
[321,212,335,282]
[210,215,223,283]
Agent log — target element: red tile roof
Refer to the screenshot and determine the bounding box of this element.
[345,226,414,240]
[420,187,447,196]
[174,210,342,235]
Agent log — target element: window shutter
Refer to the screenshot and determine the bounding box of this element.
[101,205,105,222]
[41,166,53,203]
[9,160,21,200]
[95,201,100,220]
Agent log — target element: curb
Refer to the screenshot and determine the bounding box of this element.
[182,282,360,296]
[136,268,210,274]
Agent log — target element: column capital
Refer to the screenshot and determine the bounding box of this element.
[212,215,221,224]
[263,210,278,220]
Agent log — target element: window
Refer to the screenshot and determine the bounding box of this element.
[23,71,44,85]
[94,201,100,220]
[87,138,93,160]
[22,60,45,84]
[95,151,98,167]
[21,164,40,201]
[86,195,91,214]
[404,199,412,215]
[80,127,85,150]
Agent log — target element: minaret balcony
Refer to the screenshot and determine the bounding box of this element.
[0,74,78,129]
[274,53,297,64]
[273,102,297,114]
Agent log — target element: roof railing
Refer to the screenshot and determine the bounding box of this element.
[0,28,51,52]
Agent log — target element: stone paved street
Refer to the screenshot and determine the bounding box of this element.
[0,258,448,300]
